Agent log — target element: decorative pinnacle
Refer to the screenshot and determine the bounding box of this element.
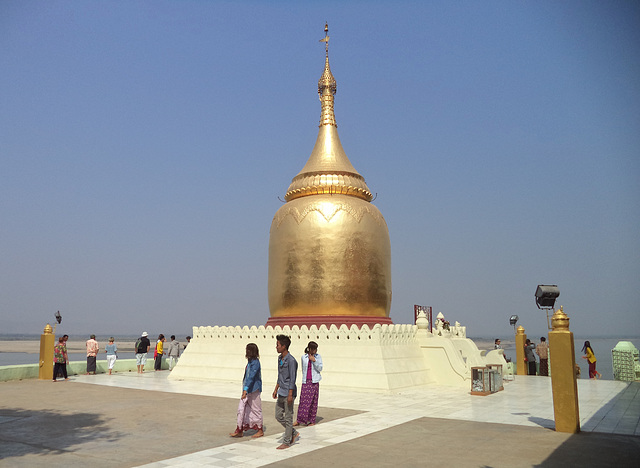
[551,305,570,330]
[283,23,373,203]
[318,23,337,127]
[323,22,329,54]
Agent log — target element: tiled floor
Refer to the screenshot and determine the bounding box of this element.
[73,372,639,468]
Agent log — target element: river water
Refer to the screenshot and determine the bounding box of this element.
[0,334,141,367]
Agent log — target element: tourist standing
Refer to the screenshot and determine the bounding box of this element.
[495,338,508,361]
[154,334,165,371]
[581,341,602,379]
[524,339,537,375]
[536,337,549,376]
[135,332,151,373]
[58,335,69,379]
[272,334,298,450]
[53,336,69,382]
[86,334,99,375]
[294,341,322,427]
[230,343,264,439]
[167,335,180,371]
[105,337,118,375]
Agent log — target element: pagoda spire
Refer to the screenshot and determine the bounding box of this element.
[318,23,337,127]
[284,23,373,203]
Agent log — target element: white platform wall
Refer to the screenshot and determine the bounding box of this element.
[168,323,505,393]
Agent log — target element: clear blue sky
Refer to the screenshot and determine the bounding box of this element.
[1,1,638,340]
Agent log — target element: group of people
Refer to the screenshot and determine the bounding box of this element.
[53,332,192,380]
[494,336,549,376]
[54,333,110,380]
[495,337,602,379]
[88,333,188,374]
[230,335,323,450]
[523,337,549,376]
[134,332,190,373]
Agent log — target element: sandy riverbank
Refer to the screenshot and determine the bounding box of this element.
[0,340,137,354]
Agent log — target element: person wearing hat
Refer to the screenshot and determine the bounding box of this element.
[135,332,151,374]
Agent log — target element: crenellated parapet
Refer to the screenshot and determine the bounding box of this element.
[192,323,418,345]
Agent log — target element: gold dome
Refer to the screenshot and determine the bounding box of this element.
[268,24,391,325]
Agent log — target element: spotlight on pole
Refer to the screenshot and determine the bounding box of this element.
[535,285,559,330]
[53,310,62,335]
[535,285,560,309]
[509,315,519,333]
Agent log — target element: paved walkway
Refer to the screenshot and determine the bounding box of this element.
[1,372,639,467]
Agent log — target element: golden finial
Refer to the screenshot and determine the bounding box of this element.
[320,22,330,54]
[318,23,337,126]
[551,305,570,330]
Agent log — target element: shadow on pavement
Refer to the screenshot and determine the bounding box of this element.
[0,407,122,460]
[529,416,555,429]
[536,432,640,467]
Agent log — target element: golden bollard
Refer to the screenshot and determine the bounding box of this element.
[515,325,527,376]
[549,306,580,433]
[38,323,55,380]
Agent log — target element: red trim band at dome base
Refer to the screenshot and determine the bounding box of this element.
[265,315,393,329]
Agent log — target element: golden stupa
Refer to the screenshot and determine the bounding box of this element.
[267,24,392,327]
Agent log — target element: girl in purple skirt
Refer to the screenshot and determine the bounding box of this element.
[294,341,323,426]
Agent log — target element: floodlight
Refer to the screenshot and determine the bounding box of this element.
[535,285,559,309]
[55,310,62,324]
[509,315,518,332]
[535,285,560,330]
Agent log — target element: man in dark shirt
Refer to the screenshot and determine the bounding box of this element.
[135,331,151,374]
[525,339,537,375]
[272,334,298,449]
